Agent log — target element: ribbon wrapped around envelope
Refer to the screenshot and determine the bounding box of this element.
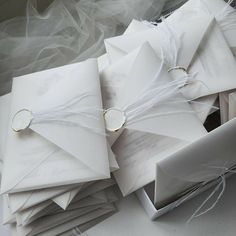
[155,118,236,208]
[1,59,110,194]
[104,1,236,101]
[101,42,207,196]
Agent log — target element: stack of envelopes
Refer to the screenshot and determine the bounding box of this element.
[0,60,119,235]
[2,0,236,234]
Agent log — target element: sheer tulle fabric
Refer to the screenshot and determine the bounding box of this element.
[0,0,167,95]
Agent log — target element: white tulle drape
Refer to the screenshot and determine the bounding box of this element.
[0,0,167,95]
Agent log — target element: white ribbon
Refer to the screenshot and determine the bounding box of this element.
[13,92,105,135]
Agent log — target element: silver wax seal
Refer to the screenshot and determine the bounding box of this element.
[12,109,33,132]
[104,108,126,132]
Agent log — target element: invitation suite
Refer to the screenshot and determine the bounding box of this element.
[104,2,236,100]
[100,42,207,196]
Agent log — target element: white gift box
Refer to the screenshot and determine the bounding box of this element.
[136,118,236,220]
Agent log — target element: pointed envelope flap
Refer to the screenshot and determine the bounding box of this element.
[8,184,79,213]
[128,103,207,142]
[154,118,236,208]
[53,186,83,210]
[105,10,214,69]
[0,61,110,195]
[102,42,207,143]
[161,0,214,69]
[27,59,109,175]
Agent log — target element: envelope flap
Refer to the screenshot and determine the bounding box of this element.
[53,187,82,210]
[128,101,207,142]
[103,42,207,142]
[114,42,166,109]
[105,11,214,69]
[24,59,109,176]
[104,29,162,64]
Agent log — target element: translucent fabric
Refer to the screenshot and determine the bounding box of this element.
[0,0,166,95]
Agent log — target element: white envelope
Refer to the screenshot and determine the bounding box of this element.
[51,186,83,211]
[15,201,52,227]
[198,0,236,56]
[0,94,84,214]
[1,59,110,194]
[7,147,117,213]
[0,94,117,215]
[51,148,119,210]
[15,179,115,227]
[154,118,236,208]
[17,187,117,227]
[56,186,118,213]
[103,19,219,124]
[11,206,115,236]
[22,190,107,226]
[100,42,207,196]
[105,4,236,100]
[8,184,83,214]
[70,179,116,203]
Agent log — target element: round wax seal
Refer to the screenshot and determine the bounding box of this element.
[12,109,33,132]
[104,108,126,132]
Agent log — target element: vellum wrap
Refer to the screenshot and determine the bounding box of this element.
[8,184,81,214]
[105,18,218,123]
[0,94,86,218]
[1,59,110,194]
[155,118,236,208]
[104,1,236,101]
[100,42,207,196]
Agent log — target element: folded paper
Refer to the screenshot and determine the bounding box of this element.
[1,59,110,194]
[101,42,207,196]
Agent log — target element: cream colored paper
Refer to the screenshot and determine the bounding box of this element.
[103,19,218,124]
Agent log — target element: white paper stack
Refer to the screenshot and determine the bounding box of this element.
[0,59,119,235]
